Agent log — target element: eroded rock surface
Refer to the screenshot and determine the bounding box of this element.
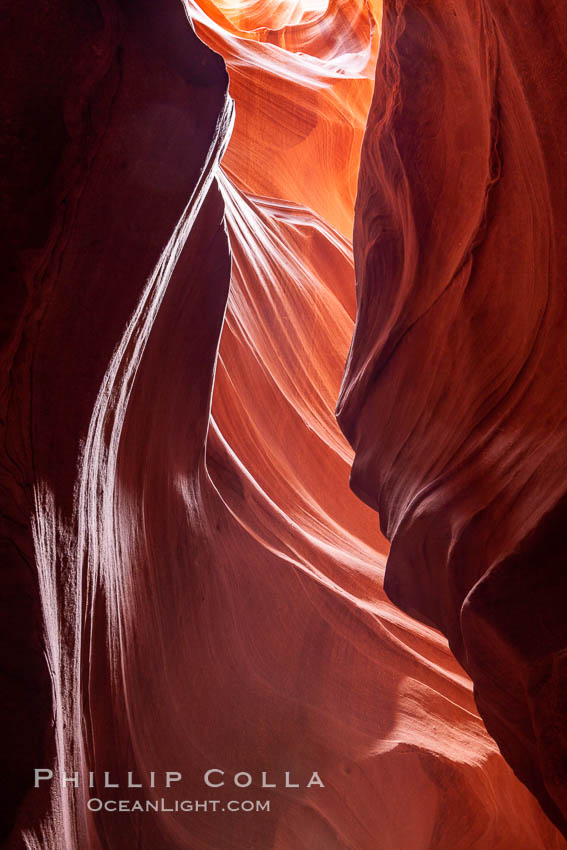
[3,0,567,846]
[338,0,567,837]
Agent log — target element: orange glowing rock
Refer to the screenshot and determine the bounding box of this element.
[3,0,567,847]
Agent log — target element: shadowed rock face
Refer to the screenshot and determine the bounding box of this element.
[338,0,567,837]
[1,0,230,843]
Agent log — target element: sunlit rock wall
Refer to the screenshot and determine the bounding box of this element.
[2,0,566,847]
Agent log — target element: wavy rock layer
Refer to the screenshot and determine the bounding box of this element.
[338,0,567,839]
[3,0,567,848]
[2,0,231,844]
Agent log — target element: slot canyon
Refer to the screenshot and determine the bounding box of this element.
[2,0,567,847]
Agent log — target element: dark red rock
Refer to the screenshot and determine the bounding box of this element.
[338,0,567,837]
[4,0,567,845]
[1,0,230,842]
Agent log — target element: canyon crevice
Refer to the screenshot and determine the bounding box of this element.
[2,0,567,847]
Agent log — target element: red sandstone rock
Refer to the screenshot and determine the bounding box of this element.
[338,0,567,838]
[1,0,230,844]
[3,0,567,847]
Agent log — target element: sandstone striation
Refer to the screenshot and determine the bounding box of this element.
[338,0,567,838]
[3,0,567,847]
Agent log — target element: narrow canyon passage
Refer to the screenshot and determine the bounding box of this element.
[2,0,567,848]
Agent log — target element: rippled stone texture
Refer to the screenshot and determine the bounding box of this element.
[338,0,567,838]
[4,0,567,847]
[2,0,230,845]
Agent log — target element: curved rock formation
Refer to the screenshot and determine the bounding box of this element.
[3,0,567,848]
[2,0,231,844]
[338,0,567,839]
